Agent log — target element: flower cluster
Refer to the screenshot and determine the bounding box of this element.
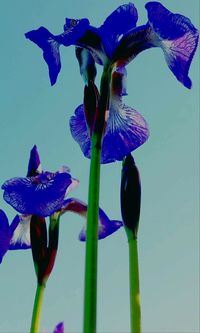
[0,145,123,264]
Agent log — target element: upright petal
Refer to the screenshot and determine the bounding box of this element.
[145,2,199,88]
[99,2,138,57]
[25,27,61,85]
[75,47,97,85]
[27,145,42,177]
[61,198,123,240]
[2,172,72,217]
[53,322,64,333]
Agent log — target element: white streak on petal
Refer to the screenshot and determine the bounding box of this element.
[10,215,31,247]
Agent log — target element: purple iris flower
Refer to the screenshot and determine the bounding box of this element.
[53,322,64,333]
[25,2,198,88]
[1,146,122,242]
[25,3,198,163]
[1,146,79,217]
[70,65,149,163]
[0,210,19,263]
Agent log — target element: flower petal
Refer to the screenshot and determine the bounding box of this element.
[62,18,90,46]
[100,3,138,48]
[27,145,42,177]
[75,47,97,84]
[2,172,72,217]
[101,102,149,163]
[114,3,199,89]
[0,209,9,231]
[53,322,64,333]
[70,100,149,164]
[61,198,123,240]
[0,211,19,262]
[25,27,61,85]
[145,1,199,88]
[70,104,91,159]
[9,215,31,250]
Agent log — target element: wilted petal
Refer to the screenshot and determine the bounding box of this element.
[9,215,31,250]
[145,2,199,88]
[61,198,123,240]
[2,172,72,217]
[25,27,61,85]
[53,322,64,333]
[27,145,42,177]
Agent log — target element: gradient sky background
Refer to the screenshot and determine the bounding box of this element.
[0,1,199,332]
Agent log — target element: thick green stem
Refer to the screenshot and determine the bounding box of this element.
[30,283,45,333]
[127,230,141,333]
[83,133,101,333]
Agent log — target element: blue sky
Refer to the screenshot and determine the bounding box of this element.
[0,1,199,332]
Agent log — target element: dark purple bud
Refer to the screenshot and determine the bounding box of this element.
[27,145,41,177]
[120,154,141,238]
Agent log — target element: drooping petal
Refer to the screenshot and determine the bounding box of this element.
[0,210,9,263]
[61,198,123,240]
[2,172,72,217]
[114,3,199,89]
[53,322,64,333]
[0,209,9,230]
[25,27,61,86]
[99,2,138,58]
[0,211,20,262]
[145,1,199,88]
[101,101,149,163]
[9,215,31,250]
[70,104,91,159]
[70,98,149,164]
[27,145,42,177]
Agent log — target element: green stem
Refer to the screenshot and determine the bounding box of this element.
[83,132,101,333]
[83,63,112,333]
[30,283,45,333]
[127,231,141,333]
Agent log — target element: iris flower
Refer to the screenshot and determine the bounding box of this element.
[1,146,122,241]
[25,2,198,163]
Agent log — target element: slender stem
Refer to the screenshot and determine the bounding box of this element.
[127,230,141,333]
[83,63,112,333]
[30,283,45,333]
[83,132,101,333]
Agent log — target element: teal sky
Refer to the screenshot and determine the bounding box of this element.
[0,1,199,332]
